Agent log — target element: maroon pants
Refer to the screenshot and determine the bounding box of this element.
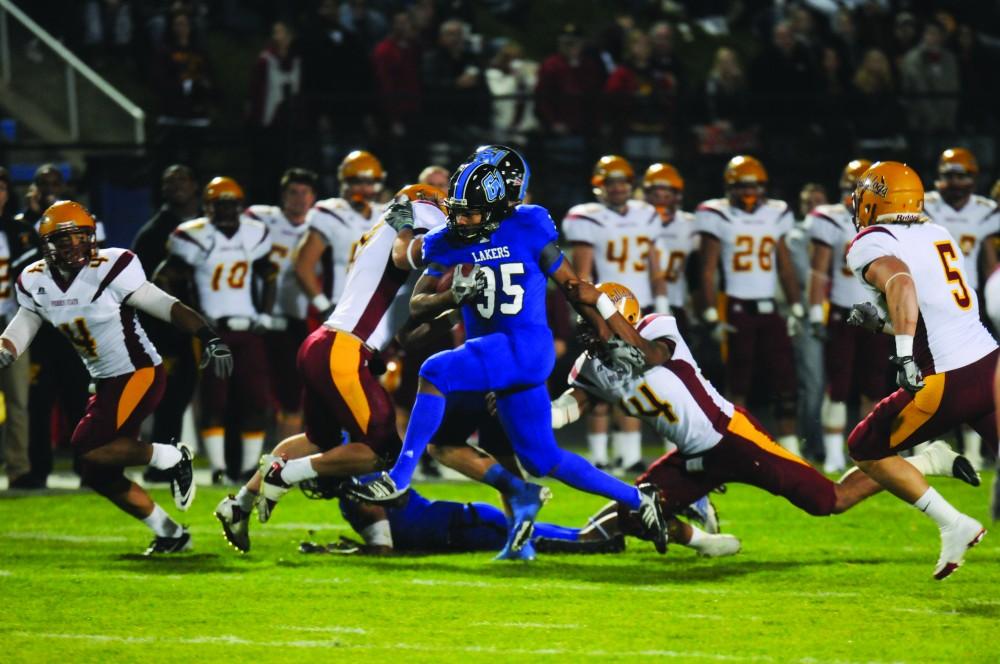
[637,408,837,517]
[200,330,270,428]
[724,297,797,402]
[825,305,892,403]
[297,326,401,461]
[848,348,998,461]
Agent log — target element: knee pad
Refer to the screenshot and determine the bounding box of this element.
[775,392,797,420]
[80,462,130,496]
[821,397,847,430]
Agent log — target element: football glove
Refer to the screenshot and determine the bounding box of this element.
[384,200,414,232]
[201,337,234,378]
[891,355,924,393]
[0,346,15,369]
[846,302,886,334]
[604,337,647,374]
[450,264,488,304]
[786,303,806,338]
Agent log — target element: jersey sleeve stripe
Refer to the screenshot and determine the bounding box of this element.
[847,225,895,252]
[120,306,155,368]
[172,230,208,252]
[315,207,349,226]
[809,238,832,248]
[809,211,839,227]
[636,313,660,334]
[243,209,262,221]
[92,251,135,302]
[695,205,730,222]
[564,214,605,227]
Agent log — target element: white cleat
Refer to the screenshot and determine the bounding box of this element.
[214,494,251,553]
[692,533,742,558]
[922,440,980,486]
[256,454,290,524]
[934,514,986,580]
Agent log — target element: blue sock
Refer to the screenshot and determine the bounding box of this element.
[388,392,446,486]
[533,523,578,541]
[483,464,528,495]
[550,452,642,509]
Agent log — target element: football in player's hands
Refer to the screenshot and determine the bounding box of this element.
[450,263,484,303]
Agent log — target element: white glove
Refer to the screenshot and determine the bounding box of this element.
[786,302,806,338]
[892,355,924,393]
[451,264,488,304]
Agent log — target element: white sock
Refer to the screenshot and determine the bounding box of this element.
[905,451,933,476]
[149,443,182,470]
[685,524,707,548]
[203,430,226,471]
[281,456,319,484]
[612,431,642,468]
[588,433,609,465]
[963,429,982,459]
[777,435,801,455]
[235,486,256,511]
[823,433,846,469]
[913,487,961,528]
[241,432,265,474]
[141,504,182,537]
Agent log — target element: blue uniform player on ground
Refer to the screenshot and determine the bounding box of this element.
[348,158,669,559]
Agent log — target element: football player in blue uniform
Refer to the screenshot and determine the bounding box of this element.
[348,159,670,557]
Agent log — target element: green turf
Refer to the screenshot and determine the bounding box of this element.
[1,473,998,663]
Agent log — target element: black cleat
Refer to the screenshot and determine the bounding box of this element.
[143,529,192,556]
[952,455,981,488]
[346,472,408,505]
[637,483,668,554]
[170,443,196,511]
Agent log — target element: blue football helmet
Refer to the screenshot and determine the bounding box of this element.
[446,162,510,242]
[466,144,530,203]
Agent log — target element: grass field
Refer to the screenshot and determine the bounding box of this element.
[1,472,999,663]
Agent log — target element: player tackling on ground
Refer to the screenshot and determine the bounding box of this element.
[844,161,996,579]
[0,201,233,554]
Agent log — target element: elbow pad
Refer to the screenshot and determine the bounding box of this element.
[551,389,581,429]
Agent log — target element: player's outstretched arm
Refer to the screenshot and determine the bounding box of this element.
[864,255,922,391]
[391,227,426,272]
[549,256,613,342]
[292,229,333,315]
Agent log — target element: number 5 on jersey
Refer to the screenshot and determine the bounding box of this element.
[935,241,972,310]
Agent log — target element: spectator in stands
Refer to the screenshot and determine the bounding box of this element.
[485,41,538,145]
[248,21,302,130]
[816,46,851,141]
[750,21,818,129]
[953,24,997,132]
[0,168,37,489]
[82,0,134,64]
[598,13,636,70]
[604,30,674,160]
[339,0,388,52]
[535,23,605,137]
[702,46,751,128]
[829,8,863,72]
[131,165,200,483]
[852,0,891,51]
[372,11,422,139]
[850,48,900,141]
[152,9,215,124]
[421,20,489,141]
[887,12,920,73]
[418,165,449,190]
[299,0,374,141]
[648,22,685,98]
[900,20,959,134]
[409,0,439,50]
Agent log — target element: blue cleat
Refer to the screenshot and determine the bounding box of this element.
[508,483,552,552]
[495,539,536,561]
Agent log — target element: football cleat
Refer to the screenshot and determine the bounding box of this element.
[934,514,986,580]
[143,528,192,556]
[922,440,980,487]
[683,496,721,534]
[495,539,536,562]
[637,483,669,554]
[692,533,742,558]
[214,494,250,553]
[507,483,552,552]
[256,454,290,523]
[345,471,408,505]
[169,442,196,512]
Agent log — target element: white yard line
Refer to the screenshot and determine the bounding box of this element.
[0,532,127,543]
[0,570,11,577]
[471,621,580,630]
[285,626,367,635]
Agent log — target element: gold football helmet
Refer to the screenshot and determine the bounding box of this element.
[852,161,925,230]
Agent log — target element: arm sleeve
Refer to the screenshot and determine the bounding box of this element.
[2,307,43,356]
[638,313,681,346]
[694,206,722,240]
[125,281,179,322]
[304,206,337,246]
[561,212,600,245]
[776,206,795,239]
[166,228,204,266]
[15,275,40,313]
[846,228,901,282]
[109,251,149,300]
[249,225,272,261]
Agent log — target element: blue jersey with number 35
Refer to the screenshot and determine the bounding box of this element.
[422,204,564,339]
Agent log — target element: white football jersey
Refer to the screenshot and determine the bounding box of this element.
[305,198,387,305]
[569,313,734,455]
[847,222,997,374]
[922,191,999,288]
[695,198,794,300]
[655,210,697,309]
[15,248,161,378]
[167,217,271,320]
[326,201,446,351]
[562,200,661,307]
[243,205,309,319]
[807,203,872,308]
[0,232,13,320]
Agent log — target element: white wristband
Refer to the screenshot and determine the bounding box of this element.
[654,294,669,314]
[551,390,582,429]
[789,302,805,318]
[895,334,914,357]
[311,293,332,312]
[596,293,618,320]
[809,304,825,324]
[703,306,719,324]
